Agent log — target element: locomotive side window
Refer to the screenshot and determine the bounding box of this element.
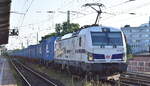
[79,37,81,47]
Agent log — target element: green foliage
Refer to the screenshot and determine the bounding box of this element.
[55,24,62,35]
[40,22,80,42]
[59,22,80,35]
[42,33,57,39]
[127,44,132,54]
[39,32,57,43]
[127,54,133,60]
[13,49,21,51]
[62,22,68,35]
[69,23,80,32]
[126,44,134,60]
[2,52,8,56]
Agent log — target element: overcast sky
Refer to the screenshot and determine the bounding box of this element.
[6,0,150,50]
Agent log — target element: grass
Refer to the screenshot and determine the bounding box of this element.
[4,56,112,86]
[127,54,134,60]
[12,57,113,86]
[30,64,84,86]
[28,62,112,86]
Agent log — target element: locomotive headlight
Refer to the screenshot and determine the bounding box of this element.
[88,53,94,61]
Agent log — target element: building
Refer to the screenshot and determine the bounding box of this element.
[121,25,150,54]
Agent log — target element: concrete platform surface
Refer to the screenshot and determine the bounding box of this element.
[0,57,17,86]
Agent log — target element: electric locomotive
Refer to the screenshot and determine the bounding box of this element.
[54,25,127,75]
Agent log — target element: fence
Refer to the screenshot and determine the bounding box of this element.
[127,60,150,72]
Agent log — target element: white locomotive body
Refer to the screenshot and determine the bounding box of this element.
[54,25,127,75]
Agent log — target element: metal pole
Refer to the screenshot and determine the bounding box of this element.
[67,10,70,32]
[37,32,38,44]
[67,10,70,24]
[21,42,24,49]
[27,39,29,47]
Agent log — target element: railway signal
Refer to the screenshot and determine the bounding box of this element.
[9,29,19,36]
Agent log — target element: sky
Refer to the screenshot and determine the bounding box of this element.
[6,0,150,50]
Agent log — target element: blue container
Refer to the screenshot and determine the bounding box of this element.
[34,45,38,58]
[24,48,28,57]
[11,36,57,62]
[31,45,37,58]
[28,45,34,58]
[32,45,36,58]
[45,36,56,61]
[41,39,47,60]
[38,42,43,59]
[36,44,40,59]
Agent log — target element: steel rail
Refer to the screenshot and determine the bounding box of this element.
[12,59,58,86]
[18,61,58,86]
[120,72,150,86]
[10,59,31,86]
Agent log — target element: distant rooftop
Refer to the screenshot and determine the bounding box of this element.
[122,23,150,29]
[140,23,150,27]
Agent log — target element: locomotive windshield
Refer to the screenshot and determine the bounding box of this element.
[91,32,123,46]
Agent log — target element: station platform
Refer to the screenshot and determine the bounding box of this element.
[0,57,17,86]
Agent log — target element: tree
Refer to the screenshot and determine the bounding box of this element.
[127,44,132,54]
[126,44,133,59]
[39,22,80,42]
[62,22,68,35]
[124,25,130,27]
[55,22,80,36]
[61,22,80,35]
[39,32,57,43]
[55,24,62,35]
[69,23,80,32]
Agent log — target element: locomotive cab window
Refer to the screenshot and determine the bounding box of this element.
[91,32,123,46]
[108,32,123,46]
[91,32,107,46]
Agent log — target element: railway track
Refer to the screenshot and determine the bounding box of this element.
[12,57,150,86]
[10,59,64,86]
[119,72,150,86]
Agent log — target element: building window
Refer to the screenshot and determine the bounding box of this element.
[132,40,136,43]
[128,40,132,43]
[145,40,149,42]
[136,40,140,43]
[141,34,149,37]
[145,34,149,37]
[131,45,136,48]
[132,30,137,32]
[126,30,132,32]
[132,35,139,38]
[146,29,149,32]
